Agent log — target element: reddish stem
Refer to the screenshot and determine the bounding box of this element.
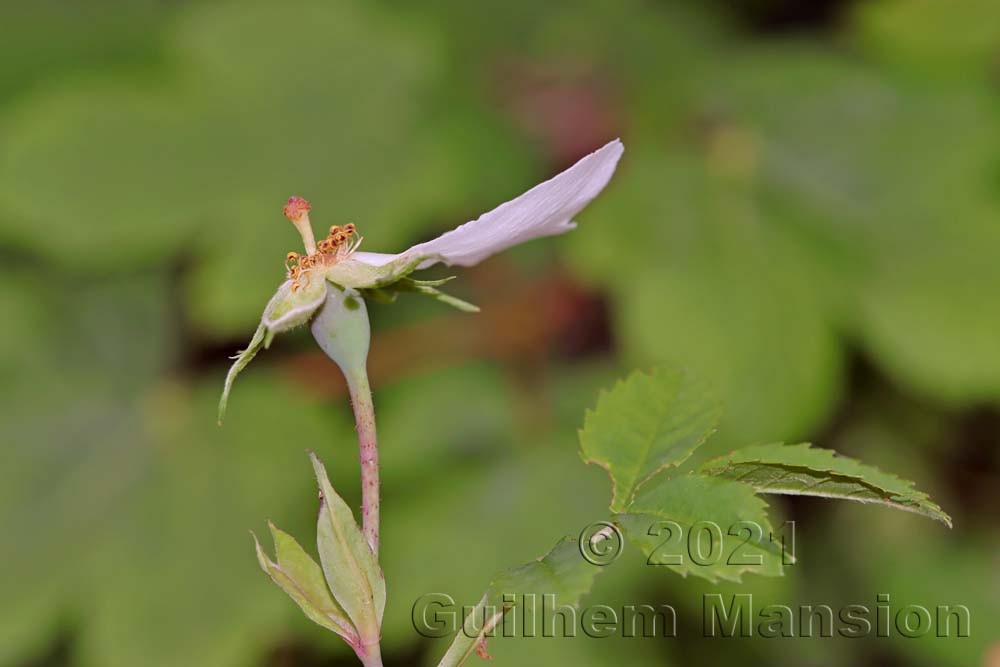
[355,641,384,667]
[346,368,379,558]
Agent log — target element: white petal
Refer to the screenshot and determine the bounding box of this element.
[350,251,398,267]
[353,139,623,270]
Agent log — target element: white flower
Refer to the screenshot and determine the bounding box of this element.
[351,138,624,270]
[219,139,624,420]
[285,138,623,298]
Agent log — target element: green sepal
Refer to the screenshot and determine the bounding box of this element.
[322,252,440,290]
[409,284,479,313]
[217,322,266,424]
[253,523,358,644]
[402,276,457,288]
[378,276,479,313]
[262,278,327,333]
[218,278,328,423]
[310,452,386,644]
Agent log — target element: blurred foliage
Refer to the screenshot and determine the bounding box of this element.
[1,0,998,666]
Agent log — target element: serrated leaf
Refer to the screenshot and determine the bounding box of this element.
[579,368,721,512]
[310,453,386,643]
[436,537,602,667]
[618,474,785,583]
[699,442,951,526]
[253,523,356,643]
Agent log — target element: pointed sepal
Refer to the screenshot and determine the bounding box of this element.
[322,252,441,289]
[218,278,328,423]
[218,322,266,424]
[365,276,479,313]
[262,278,327,333]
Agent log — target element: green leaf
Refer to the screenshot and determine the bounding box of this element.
[253,523,356,643]
[699,442,952,527]
[310,453,386,644]
[617,474,785,583]
[579,368,721,512]
[436,537,602,667]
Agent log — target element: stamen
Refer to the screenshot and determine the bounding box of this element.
[283,213,362,288]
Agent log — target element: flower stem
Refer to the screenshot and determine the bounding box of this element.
[346,367,379,558]
[310,287,378,557]
[356,642,384,667]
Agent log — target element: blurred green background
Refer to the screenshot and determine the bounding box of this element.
[1,0,998,665]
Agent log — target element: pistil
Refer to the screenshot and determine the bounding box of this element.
[283,196,317,255]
